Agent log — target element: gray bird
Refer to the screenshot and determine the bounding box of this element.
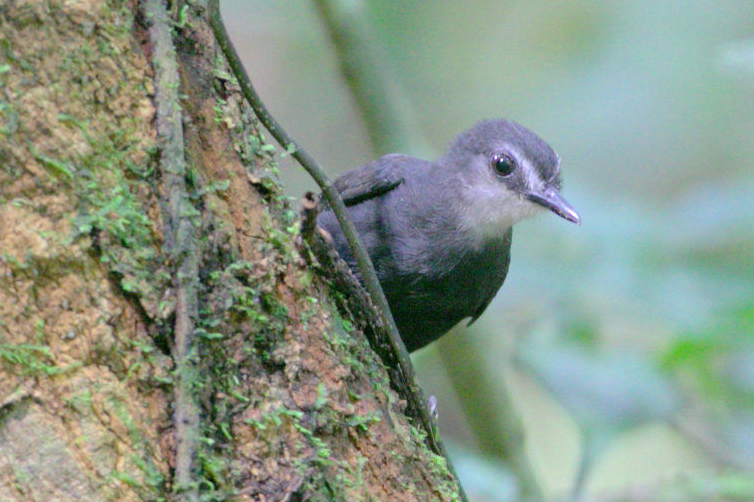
[318,119,580,351]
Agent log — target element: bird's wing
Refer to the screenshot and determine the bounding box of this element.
[467,227,513,326]
[331,154,406,207]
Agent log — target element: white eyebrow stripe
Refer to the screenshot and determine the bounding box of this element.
[528,164,543,191]
[511,147,544,192]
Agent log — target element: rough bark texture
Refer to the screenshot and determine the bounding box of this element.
[0,1,459,501]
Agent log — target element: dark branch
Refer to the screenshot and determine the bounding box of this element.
[145,1,201,500]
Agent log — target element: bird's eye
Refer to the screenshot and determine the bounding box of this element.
[491,154,516,177]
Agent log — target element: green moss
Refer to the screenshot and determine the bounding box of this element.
[106,392,168,498]
[33,150,75,180]
[63,389,94,411]
[0,341,77,376]
[212,99,227,124]
[0,99,20,137]
[344,411,381,432]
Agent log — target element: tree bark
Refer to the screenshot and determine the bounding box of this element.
[0,1,460,501]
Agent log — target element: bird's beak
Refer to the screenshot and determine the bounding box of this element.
[527,188,581,224]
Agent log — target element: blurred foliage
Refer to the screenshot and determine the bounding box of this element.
[224,0,754,499]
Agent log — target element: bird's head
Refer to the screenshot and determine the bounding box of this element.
[443,119,580,239]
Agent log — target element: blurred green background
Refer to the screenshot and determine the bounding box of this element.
[222,0,754,500]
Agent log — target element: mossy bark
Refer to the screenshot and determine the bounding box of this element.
[0,1,460,501]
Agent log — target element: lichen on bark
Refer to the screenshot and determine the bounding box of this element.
[0,1,461,500]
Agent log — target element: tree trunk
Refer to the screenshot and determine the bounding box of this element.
[0,0,460,501]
